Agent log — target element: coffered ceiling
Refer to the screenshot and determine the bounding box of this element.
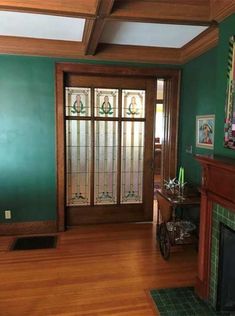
[0,0,234,64]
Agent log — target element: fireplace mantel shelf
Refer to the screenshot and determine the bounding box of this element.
[194,154,235,301]
[196,154,235,173]
[196,154,235,212]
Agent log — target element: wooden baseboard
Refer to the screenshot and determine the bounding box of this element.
[0,220,57,236]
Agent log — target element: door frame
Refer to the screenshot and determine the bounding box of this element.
[56,63,180,231]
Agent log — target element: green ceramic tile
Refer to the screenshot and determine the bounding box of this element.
[209,204,235,307]
[150,287,229,316]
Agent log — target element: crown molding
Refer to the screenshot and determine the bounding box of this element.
[181,24,219,64]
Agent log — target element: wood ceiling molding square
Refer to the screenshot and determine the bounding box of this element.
[0,11,85,41]
[100,21,208,48]
[0,0,222,64]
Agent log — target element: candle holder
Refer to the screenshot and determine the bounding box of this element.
[178,181,187,200]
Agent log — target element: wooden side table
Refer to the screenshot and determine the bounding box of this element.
[156,188,200,259]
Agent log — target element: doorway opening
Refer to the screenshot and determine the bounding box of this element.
[154,80,164,185]
[153,79,165,222]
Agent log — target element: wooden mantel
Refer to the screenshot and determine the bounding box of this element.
[195,154,235,300]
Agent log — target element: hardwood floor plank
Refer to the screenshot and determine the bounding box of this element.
[0,223,197,315]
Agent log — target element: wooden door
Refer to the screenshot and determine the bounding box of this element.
[64,74,155,225]
[56,63,180,230]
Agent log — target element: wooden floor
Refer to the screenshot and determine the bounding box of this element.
[0,223,197,316]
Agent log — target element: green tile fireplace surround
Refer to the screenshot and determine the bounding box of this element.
[210,204,235,308]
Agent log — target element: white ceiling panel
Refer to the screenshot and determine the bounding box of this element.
[101,21,208,48]
[0,11,85,41]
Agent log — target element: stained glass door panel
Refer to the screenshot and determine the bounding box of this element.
[122,89,145,118]
[121,122,144,203]
[94,121,118,204]
[65,87,91,117]
[95,88,119,117]
[66,120,91,205]
[66,88,147,206]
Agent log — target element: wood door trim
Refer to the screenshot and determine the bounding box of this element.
[143,80,156,220]
[56,65,66,232]
[90,88,95,206]
[161,72,181,182]
[117,89,122,205]
[56,63,180,230]
[58,63,180,79]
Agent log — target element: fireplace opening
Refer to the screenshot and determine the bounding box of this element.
[217,223,235,312]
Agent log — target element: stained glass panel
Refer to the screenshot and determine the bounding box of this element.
[66,120,91,205]
[122,90,145,118]
[65,87,91,117]
[95,88,118,117]
[94,121,118,204]
[121,122,144,203]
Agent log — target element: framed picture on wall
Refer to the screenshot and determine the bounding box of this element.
[196,115,215,149]
[224,36,235,150]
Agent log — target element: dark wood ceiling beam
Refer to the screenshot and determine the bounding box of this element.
[110,0,211,25]
[0,35,181,64]
[0,23,219,65]
[210,0,235,22]
[95,43,181,64]
[0,36,85,58]
[83,18,107,55]
[0,0,98,18]
[83,0,115,55]
[82,19,96,50]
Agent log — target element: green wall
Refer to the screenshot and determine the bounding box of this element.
[0,55,177,223]
[0,56,56,222]
[179,48,217,184]
[179,14,235,185]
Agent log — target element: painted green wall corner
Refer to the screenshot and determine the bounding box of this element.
[179,47,217,185]
[179,13,235,185]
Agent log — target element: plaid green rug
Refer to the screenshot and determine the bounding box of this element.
[150,287,229,316]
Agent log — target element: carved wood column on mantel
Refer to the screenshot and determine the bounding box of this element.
[195,154,235,300]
